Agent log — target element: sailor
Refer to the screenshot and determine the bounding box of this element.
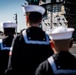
[5,5,53,75]
[35,26,76,75]
[0,21,17,75]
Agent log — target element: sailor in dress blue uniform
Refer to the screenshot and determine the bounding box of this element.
[35,26,76,75]
[5,5,54,75]
[0,21,17,75]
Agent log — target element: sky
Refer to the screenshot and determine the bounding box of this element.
[0,0,26,32]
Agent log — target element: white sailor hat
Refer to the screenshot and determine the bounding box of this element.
[49,26,74,40]
[22,5,45,15]
[1,21,17,28]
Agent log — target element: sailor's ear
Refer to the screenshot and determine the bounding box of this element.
[26,15,29,23]
[50,41,54,48]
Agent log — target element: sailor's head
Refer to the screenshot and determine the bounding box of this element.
[22,5,45,27]
[49,26,74,52]
[1,21,17,36]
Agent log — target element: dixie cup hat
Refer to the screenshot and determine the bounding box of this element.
[49,26,74,40]
[22,5,45,15]
[1,21,17,28]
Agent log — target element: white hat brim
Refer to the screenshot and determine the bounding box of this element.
[49,28,74,40]
[22,5,45,15]
[1,21,17,28]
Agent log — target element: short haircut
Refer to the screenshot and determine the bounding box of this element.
[53,39,71,48]
[27,12,42,24]
[4,28,15,35]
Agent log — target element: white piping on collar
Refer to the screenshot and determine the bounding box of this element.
[22,30,50,45]
[48,56,76,74]
[0,39,11,50]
